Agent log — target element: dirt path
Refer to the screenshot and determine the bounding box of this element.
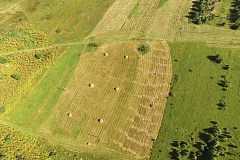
[0,42,85,56]
[0,0,24,14]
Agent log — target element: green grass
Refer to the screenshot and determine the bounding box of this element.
[206,0,232,28]
[0,123,108,160]
[20,0,115,44]
[128,1,139,19]
[157,0,169,8]
[151,42,240,160]
[71,113,87,139]
[9,45,85,129]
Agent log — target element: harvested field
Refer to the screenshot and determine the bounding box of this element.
[90,0,160,38]
[147,0,192,39]
[11,41,172,159]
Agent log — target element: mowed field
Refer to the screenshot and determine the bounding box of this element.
[9,41,172,159]
[89,0,160,39]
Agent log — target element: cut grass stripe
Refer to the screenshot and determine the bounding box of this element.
[9,45,85,129]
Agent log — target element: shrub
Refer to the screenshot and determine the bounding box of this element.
[207,54,223,63]
[170,149,181,159]
[0,106,6,114]
[180,149,190,156]
[218,77,230,88]
[188,151,197,160]
[44,52,52,59]
[214,54,223,63]
[56,28,61,33]
[169,91,174,97]
[223,65,231,70]
[11,74,21,80]
[86,43,98,52]
[138,44,150,54]
[48,151,56,158]
[180,141,189,149]
[0,57,8,64]
[35,53,43,59]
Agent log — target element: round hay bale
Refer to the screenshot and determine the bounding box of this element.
[87,142,91,146]
[67,113,72,117]
[114,87,120,91]
[124,55,128,59]
[89,84,94,88]
[98,119,104,123]
[103,53,108,57]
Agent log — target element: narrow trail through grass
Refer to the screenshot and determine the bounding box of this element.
[0,0,24,14]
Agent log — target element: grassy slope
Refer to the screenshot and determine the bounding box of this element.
[0,123,107,160]
[151,42,240,159]
[7,42,172,159]
[22,0,115,44]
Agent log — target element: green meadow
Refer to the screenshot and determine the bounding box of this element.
[151,42,240,160]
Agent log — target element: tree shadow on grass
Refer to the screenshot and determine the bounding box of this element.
[207,55,216,62]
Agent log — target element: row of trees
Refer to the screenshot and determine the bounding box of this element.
[229,0,240,30]
[170,122,239,160]
[188,0,240,30]
[188,0,220,24]
[207,53,232,110]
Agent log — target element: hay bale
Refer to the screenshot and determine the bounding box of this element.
[98,119,104,123]
[67,113,72,117]
[87,142,91,146]
[124,55,128,59]
[89,84,94,88]
[103,53,108,56]
[114,87,120,91]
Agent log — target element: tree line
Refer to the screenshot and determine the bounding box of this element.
[188,0,240,30]
[188,0,221,24]
[229,0,240,30]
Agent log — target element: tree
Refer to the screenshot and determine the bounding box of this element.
[181,149,190,156]
[138,44,150,54]
[188,151,197,160]
[188,0,220,24]
[229,0,240,30]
